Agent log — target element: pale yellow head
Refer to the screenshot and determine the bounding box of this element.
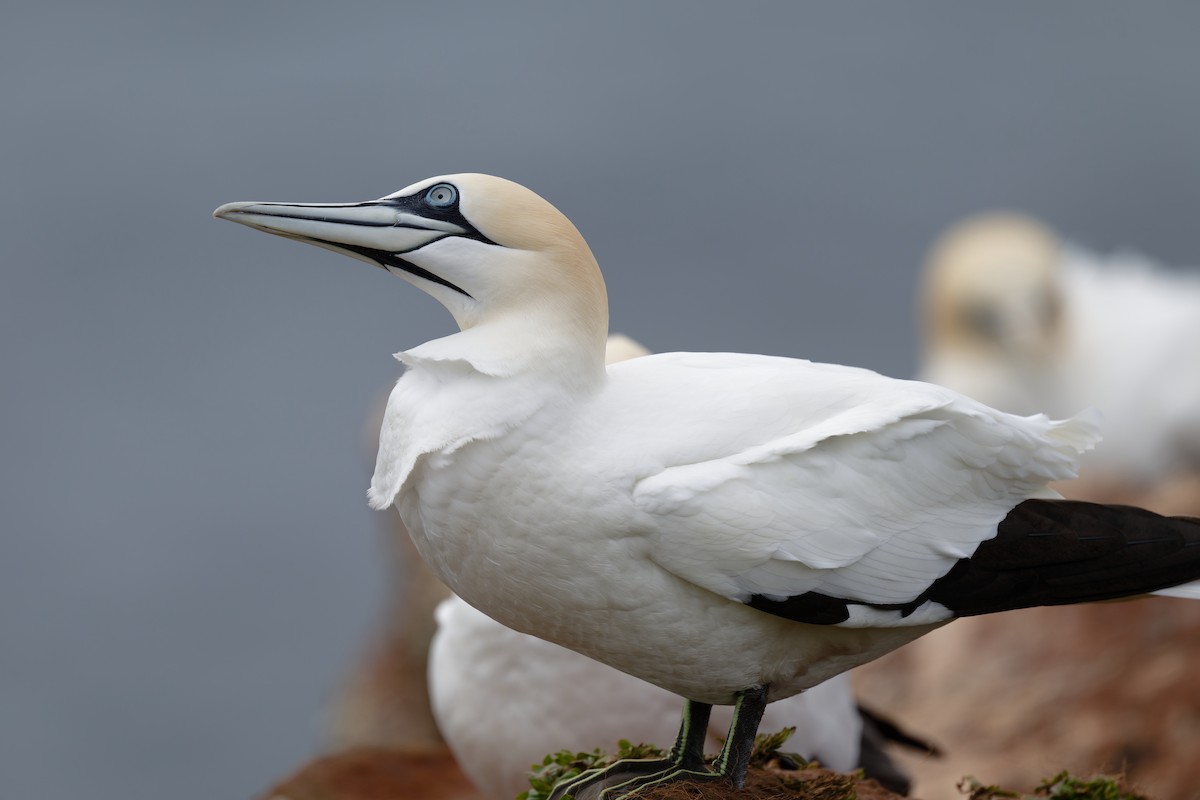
[215,173,610,377]
[921,211,1064,364]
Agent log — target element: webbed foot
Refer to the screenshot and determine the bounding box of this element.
[547,757,689,800]
[592,767,723,799]
[548,698,714,800]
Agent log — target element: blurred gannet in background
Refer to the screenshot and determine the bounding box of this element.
[216,174,1200,798]
[920,212,1200,486]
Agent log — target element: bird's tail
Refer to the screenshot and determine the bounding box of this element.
[938,500,1200,617]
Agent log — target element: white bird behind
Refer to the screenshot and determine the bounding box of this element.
[430,595,864,800]
[1056,246,1200,480]
[920,212,1200,484]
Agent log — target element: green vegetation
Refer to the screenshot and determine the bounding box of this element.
[959,771,1149,800]
[519,739,667,800]
[520,732,1147,800]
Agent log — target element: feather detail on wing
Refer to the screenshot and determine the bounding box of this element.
[630,361,1101,628]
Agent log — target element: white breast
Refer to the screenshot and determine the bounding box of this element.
[386,354,974,703]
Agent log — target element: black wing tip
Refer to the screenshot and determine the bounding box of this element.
[747,499,1200,626]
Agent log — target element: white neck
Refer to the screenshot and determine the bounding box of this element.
[401,319,606,390]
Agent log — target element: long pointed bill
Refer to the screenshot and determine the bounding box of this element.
[213,199,474,296]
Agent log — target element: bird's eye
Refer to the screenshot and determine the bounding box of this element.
[961,303,1003,343]
[424,183,458,208]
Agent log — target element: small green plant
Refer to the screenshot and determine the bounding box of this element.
[1034,771,1147,800]
[750,726,799,765]
[958,772,1148,800]
[959,777,1021,800]
[518,740,666,800]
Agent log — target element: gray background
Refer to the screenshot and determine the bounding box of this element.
[4,3,1200,799]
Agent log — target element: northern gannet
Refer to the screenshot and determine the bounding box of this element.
[920,212,1200,485]
[425,336,906,799]
[335,334,915,797]
[215,175,1200,798]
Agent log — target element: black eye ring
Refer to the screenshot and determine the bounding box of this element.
[424,183,458,209]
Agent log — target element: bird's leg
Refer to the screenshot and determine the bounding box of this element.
[711,684,768,788]
[583,686,769,799]
[664,697,713,770]
[546,699,712,800]
[594,685,768,798]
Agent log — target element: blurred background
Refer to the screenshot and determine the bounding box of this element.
[4,3,1200,799]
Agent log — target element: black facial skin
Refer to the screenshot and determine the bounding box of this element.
[257,182,500,298]
[339,183,499,298]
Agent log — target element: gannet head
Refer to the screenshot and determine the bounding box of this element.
[920,212,1064,365]
[215,174,609,379]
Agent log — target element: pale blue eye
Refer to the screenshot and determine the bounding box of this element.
[425,183,458,208]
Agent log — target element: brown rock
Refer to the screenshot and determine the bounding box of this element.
[257,746,484,800]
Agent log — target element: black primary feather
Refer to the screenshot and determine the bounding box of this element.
[749,500,1200,625]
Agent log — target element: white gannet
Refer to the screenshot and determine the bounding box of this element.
[426,336,918,800]
[333,334,916,797]
[920,212,1200,485]
[215,175,1200,798]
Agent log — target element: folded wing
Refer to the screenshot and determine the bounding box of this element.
[624,353,1101,627]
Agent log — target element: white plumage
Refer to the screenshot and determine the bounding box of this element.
[216,175,1200,795]
[371,343,1097,701]
[425,335,884,800]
